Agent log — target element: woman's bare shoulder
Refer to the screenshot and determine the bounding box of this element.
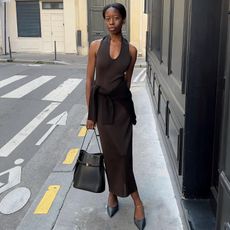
[89,39,103,53]
[129,43,137,57]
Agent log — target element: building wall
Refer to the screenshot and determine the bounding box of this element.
[63,0,76,53]
[76,0,88,55]
[6,0,76,53]
[146,0,223,197]
[146,0,230,228]
[6,0,147,55]
[216,1,230,228]
[8,1,40,52]
[130,0,147,56]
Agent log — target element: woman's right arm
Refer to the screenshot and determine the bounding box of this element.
[86,41,98,129]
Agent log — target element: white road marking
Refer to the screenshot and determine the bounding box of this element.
[0,75,28,89]
[21,64,41,67]
[140,73,146,82]
[1,75,56,98]
[133,69,146,82]
[0,102,60,157]
[42,78,82,102]
[36,111,68,146]
[0,187,31,214]
[0,165,22,194]
[27,64,41,67]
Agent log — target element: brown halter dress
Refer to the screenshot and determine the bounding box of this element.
[89,35,137,197]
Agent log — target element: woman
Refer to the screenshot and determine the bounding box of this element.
[86,3,146,230]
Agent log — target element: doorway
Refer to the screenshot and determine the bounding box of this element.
[87,0,130,44]
[41,12,65,52]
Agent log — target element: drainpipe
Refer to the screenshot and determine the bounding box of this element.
[4,2,6,54]
[1,0,9,55]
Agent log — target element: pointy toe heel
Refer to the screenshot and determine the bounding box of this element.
[107,204,119,217]
[134,204,146,230]
[134,217,146,230]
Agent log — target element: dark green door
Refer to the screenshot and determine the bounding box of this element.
[87,0,129,44]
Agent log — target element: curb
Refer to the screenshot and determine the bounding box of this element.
[0,59,69,65]
[0,58,146,67]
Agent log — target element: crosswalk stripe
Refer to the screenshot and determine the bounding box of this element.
[0,75,28,89]
[133,69,146,83]
[42,78,82,102]
[1,75,56,98]
[140,74,146,82]
[0,102,60,157]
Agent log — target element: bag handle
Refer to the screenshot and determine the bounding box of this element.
[80,128,102,152]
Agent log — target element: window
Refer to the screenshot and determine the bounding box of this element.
[171,0,185,82]
[16,1,41,37]
[42,2,63,9]
[144,0,148,13]
[150,0,163,61]
[162,0,171,69]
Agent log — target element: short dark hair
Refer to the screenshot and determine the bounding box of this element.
[102,3,126,20]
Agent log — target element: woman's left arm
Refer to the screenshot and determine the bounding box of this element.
[125,44,137,89]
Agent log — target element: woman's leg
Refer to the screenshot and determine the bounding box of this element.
[131,191,145,220]
[108,192,118,207]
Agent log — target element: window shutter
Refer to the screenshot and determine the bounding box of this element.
[16,1,41,37]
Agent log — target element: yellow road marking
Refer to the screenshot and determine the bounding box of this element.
[34,185,60,214]
[63,148,79,164]
[78,126,87,137]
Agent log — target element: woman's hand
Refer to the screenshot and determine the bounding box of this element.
[86,119,95,129]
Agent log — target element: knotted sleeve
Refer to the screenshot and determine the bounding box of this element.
[87,85,98,122]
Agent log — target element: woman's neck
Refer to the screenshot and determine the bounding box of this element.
[109,33,122,42]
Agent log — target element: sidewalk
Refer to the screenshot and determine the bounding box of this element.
[51,82,186,230]
[0,52,87,66]
[0,52,147,67]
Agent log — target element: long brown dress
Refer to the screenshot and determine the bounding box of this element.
[89,35,137,197]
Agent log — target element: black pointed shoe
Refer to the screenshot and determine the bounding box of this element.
[134,204,146,230]
[106,203,119,217]
[134,217,146,230]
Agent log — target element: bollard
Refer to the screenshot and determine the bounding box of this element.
[8,37,13,62]
[54,41,57,61]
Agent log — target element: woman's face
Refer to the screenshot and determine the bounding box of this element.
[104,7,124,34]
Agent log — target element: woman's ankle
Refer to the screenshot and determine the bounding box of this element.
[134,201,145,219]
[108,192,118,205]
[109,192,117,199]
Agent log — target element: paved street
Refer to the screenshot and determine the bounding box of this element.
[0,62,86,229]
[0,60,148,230]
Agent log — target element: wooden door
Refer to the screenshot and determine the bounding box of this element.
[42,12,64,52]
[87,0,130,44]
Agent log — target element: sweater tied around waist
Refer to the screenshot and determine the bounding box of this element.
[88,80,136,125]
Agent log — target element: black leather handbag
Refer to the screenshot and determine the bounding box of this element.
[73,129,105,193]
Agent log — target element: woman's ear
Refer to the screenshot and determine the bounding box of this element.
[122,19,126,25]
